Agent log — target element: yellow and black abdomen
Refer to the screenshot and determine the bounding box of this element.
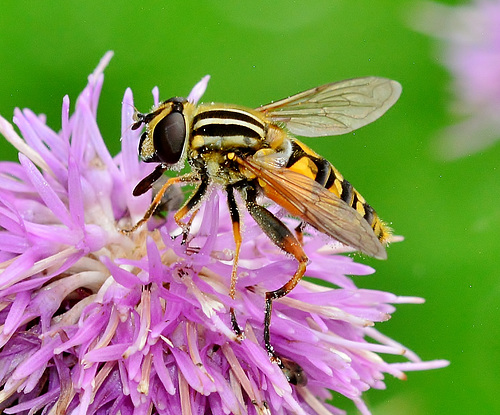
[286,140,391,243]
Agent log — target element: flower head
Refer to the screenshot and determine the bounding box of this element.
[414,0,500,158]
[0,53,448,415]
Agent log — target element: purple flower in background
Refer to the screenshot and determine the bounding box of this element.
[0,52,448,415]
[415,0,500,159]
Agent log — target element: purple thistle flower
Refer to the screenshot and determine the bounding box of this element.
[414,0,500,159]
[0,52,448,415]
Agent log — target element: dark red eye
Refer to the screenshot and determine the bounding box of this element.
[153,111,186,165]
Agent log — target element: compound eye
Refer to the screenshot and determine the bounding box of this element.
[153,111,186,165]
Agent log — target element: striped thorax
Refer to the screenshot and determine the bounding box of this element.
[190,104,268,152]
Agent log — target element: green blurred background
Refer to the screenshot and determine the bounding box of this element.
[0,1,498,414]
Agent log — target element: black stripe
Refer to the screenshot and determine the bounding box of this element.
[193,109,264,129]
[351,192,359,209]
[363,204,375,226]
[286,141,307,167]
[340,179,353,204]
[193,123,262,139]
[312,158,331,186]
[324,167,337,189]
[286,142,330,186]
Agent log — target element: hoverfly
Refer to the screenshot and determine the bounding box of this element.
[125,76,401,385]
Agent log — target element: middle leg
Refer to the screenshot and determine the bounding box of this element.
[226,184,244,336]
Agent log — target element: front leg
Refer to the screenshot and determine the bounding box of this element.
[173,177,209,244]
[121,171,200,234]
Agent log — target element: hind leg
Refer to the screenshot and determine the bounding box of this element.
[238,181,308,385]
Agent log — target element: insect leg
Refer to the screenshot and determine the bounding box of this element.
[173,174,209,244]
[122,172,199,234]
[226,185,243,336]
[132,164,168,197]
[294,222,306,245]
[239,181,308,385]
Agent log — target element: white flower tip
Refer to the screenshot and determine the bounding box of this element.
[397,296,425,304]
[152,86,160,107]
[187,75,211,104]
[0,114,12,135]
[388,234,404,243]
[121,89,136,113]
[89,51,114,84]
[123,87,133,101]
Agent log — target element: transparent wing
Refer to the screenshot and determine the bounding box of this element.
[237,157,387,259]
[257,77,401,137]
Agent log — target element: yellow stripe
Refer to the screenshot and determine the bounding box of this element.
[193,117,265,137]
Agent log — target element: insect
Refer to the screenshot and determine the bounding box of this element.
[125,76,401,385]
